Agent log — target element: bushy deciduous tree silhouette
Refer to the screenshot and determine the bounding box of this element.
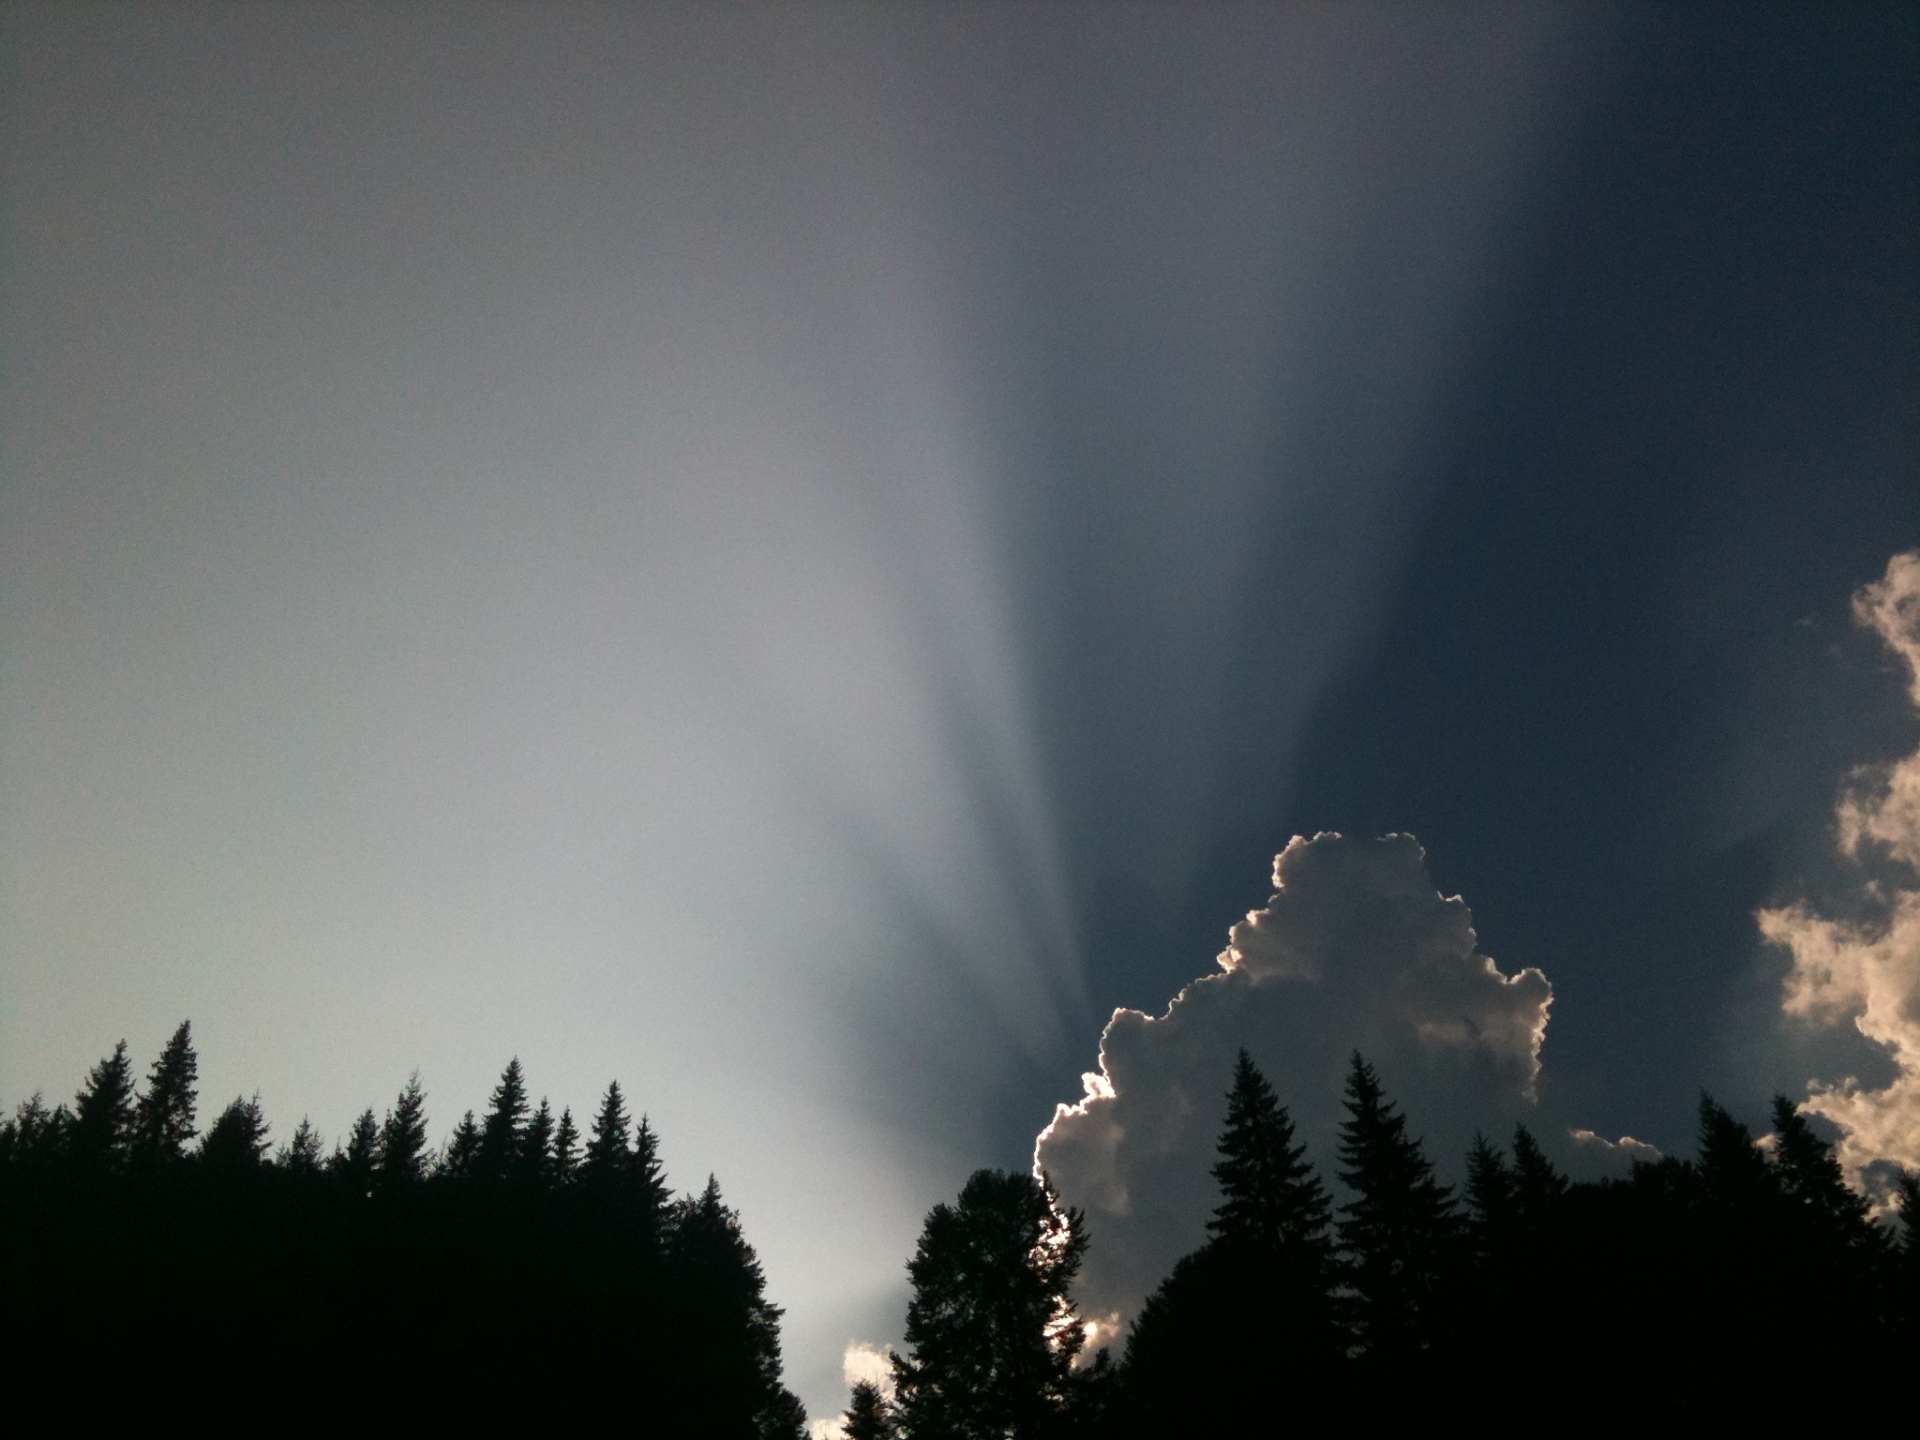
[893,1168,1086,1440]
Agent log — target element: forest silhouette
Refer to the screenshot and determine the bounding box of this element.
[5,1027,1916,1435]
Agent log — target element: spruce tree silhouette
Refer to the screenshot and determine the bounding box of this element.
[0,1093,66,1164]
[662,1175,808,1439]
[1336,1053,1459,1369]
[377,1074,429,1190]
[519,1098,555,1185]
[443,1110,481,1178]
[892,1168,1086,1440]
[552,1106,579,1183]
[1124,1050,1340,1431]
[131,1021,198,1166]
[280,1116,324,1174]
[1768,1095,1875,1242]
[336,1108,379,1197]
[476,1058,530,1180]
[199,1095,269,1170]
[71,1040,136,1170]
[843,1380,898,1439]
[1510,1124,1567,1219]
[582,1079,632,1180]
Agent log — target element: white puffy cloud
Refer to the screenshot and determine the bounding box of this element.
[1570,1128,1663,1165]
[1035,832,1552,1335]
[1760,549,1920,1198]
[806,1342,898,1439]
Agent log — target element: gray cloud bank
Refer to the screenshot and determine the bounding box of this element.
[1763,551,1920,1199]
[1035,832,1551,1335]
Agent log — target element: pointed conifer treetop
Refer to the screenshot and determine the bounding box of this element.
[1696,1094,1779,1210]
[378,1074,429,1189]
[1510,1124,1568,1216]
[552,1106,580,1184]
[476,1057,530,1179]
[280,1117,324,1174]
[1465,1134,1519,1243]
[1767,1095,1873,1239]
[842,1380,897,1440]
[583,1079,632,1180]
[200,1094,270,1169]
[132,1020,198,1164]
[443,1109,482,1180]
[631,1113,671,1221]
[72,1040,136,1165]
[337,1107,379,1196]
[1207,1048,1332,1263]
[1336,1052,1460,1358]
[518,1098,556,1185]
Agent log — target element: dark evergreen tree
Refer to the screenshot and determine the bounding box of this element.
[1465,1133,1519,1259]
[1336,1053,1460,1366]
[1768,1095,1874,1241]
[1510,1124,1568,1219]
[131,1020,198,1166]
[1696,1094,1779,1212]
[631,1114,672,1225]
[378,1074,429,1191]
[476,1058,530,1180]
[442,1110,481,1179]
[517,1098,555,1186]
[279,1117,325,1175]
[335,1108,380,1196]
[892,1168,1086,1440]
[71,1040,136,1169]
[843,1380,897,1440]
[661,1176,807,1439]
[200,1094,270,1170]
[1207,1050,1336,1264]
[0,1093,67,1165]
[582,1080,631,1181]
[1125,1050,1341,1430]
[552,1106,579,1184]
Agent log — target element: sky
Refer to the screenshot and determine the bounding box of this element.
[3,3,1917,1422]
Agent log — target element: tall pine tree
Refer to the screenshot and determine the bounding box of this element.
[476,1058,530,1181]
[552,1106,579,1184]
[1125,1051,1340,1428]
[377,1074,429,1191]
[131,1021,198,1166]
[71,1041,136,1170]
[1336,1053,1459,1366]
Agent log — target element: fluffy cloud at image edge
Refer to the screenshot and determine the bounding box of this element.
[1761,550,1920,1198]
[1034,831,1553,1336]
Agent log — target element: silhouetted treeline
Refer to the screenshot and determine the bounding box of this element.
[0,1024,805,1434]
[11,1028,1917,1435]
[846,1050,1920,1438]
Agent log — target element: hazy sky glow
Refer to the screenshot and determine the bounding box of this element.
[3,5,1916,1420]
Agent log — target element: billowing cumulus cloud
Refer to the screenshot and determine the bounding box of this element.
[1761,551,1920,1197]
[1035,832,1551,1333]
